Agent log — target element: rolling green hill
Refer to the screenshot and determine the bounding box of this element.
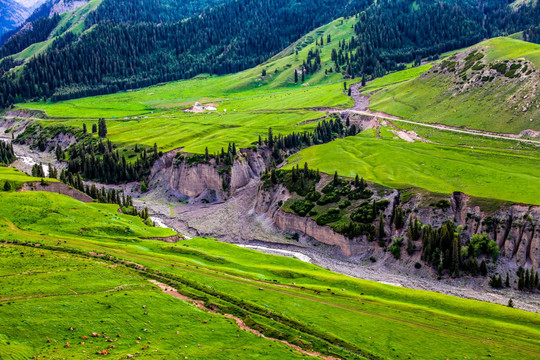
[15,17,360,153]
[1,173,539,359]
[368,37,540,133]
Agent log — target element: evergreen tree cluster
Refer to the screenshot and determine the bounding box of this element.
[346,0,540,79]
[0,141,16,165]
[62,138,159,184]
[59,169,150,222]
[265,115,356,162]
[517,266,539,292]
[421,221,501,278]
[524,25,540,44]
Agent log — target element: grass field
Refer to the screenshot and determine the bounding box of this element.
[286,126,540,204]
[36,109,325,153]
[1,189,539,359]
[17,17,358,118]
[13,18,360,154]
[0,166,56,190]
[368,37,540,133]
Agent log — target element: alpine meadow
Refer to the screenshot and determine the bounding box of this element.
[1,0,539,359]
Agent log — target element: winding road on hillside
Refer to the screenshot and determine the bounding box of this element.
[328,82,540,146]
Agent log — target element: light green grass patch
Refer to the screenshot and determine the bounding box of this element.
[285,128,540,204]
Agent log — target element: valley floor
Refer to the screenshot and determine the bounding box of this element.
[135,180,540,314]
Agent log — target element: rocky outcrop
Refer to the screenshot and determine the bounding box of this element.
[21,181,93,202]
[256,182,540,267]
[149,149,267,202]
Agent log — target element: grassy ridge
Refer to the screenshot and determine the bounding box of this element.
[286,127,540,204]
[0,167,56,190]
[368,37,540,133]
[0,186,539,359]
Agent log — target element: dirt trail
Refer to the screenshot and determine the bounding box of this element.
[324,82,540,146]
[148,280,340,360]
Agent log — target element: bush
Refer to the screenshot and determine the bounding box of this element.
[317,192,340,205]
[388,238,403,259]
[305,191,321,202]
[308,210,318,217]
[414,262,422,269]
[290,199,315,216]
[338,200,351,209]
[316,209,341,226]
[348,188,373,200]
[432,199,451,210]
[350,201,375,223]
[369,256,376,263]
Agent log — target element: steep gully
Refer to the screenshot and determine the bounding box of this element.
[136,83,540,310]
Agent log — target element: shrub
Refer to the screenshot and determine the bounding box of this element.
[317,192,340,205]
[321,183,335,194]
[414,262,422,269]
[432,199,451,210]
[309,210,318,217]
[348,188,373,200]
[369,256,376,263]
[338,200,351,209]
[388,238,403,259]
[290,199,315,216]
[316,209,341,226]
[306,191,321,202]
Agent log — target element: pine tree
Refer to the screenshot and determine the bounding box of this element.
[3,180,12,191]
[294,69,298,83]
[452,234,461,277]
[262,69,266,77]
[505,272,510,287]
[98,118,107,138]
[92,124,97,134]
[480,259,487,277]
[361,73,366,86]
[83,123,87,134]
[518,272,524,290]
[377,212,385,246]
[333,171,339,186]
[348,87,352,96]
[268,128,274,148]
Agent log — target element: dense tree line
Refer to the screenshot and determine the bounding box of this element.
[0,14,60,59]
[0,0,366,107]
[0,141,15,165]
[60,138,159,184]
[86,0,227,24]
[345,0,540,78]
[421,222,499,278]
[263,115,356,163]
[523,25,540,44]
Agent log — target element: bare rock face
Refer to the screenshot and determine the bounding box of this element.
[150,149,267,201]
[256,183,540,268]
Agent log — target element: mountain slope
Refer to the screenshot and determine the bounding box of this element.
[368,37,540,133]
[3,0,540,109]
[0,0,29,37]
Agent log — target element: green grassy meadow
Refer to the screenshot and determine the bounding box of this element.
[286,126,540,204]
[0,186,539,359]
[368,37,540,133]
[0,167,56,190]
[13,18,360,154]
